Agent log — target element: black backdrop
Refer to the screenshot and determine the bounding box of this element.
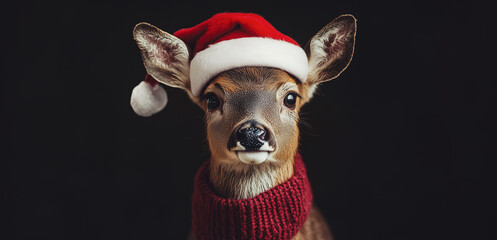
[1,0,495,239]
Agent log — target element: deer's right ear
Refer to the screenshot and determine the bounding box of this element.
[133,23,191,91]
[303,15,356,99]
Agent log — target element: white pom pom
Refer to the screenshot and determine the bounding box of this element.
[130,81,168,117]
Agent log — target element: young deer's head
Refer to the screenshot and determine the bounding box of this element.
[133,14,356,199]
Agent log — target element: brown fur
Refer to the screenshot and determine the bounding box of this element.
[203,68,334,239]
[190,67,333,239]
[133,14,357,240]
[203,67,301,199]
[294,206,334,240]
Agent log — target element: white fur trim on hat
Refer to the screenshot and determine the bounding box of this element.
[130,81,168,117]
[189,37,309,96]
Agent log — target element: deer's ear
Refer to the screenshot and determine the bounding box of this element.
[133,23,191,91]
[304,15,356,96]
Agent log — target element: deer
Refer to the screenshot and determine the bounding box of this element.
[131,13,356,240]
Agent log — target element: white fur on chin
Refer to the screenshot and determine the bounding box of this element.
[237,151,269,164]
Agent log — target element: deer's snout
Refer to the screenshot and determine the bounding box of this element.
[236,124,267,150]
[228,121,275,164]
[228,120,274,152]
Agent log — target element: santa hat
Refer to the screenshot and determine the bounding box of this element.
[131,13,309,116]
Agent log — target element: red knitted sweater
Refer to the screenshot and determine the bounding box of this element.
[192,153,313,240]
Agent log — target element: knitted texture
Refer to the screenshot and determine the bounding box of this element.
[192,153,313,240]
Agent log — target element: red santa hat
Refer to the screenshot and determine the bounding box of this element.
[131,13,309,116]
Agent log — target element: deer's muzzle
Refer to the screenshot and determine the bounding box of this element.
[228,120,275,164]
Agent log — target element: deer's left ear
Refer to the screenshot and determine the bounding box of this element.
[304,14,357,98]
[133,23,191,91]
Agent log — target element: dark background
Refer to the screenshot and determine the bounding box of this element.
[1,0,495,239]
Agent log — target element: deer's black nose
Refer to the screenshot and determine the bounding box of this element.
[236,121,269,151]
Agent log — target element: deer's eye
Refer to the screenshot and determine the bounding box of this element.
[283,92,298,109]
[205,93,221,110]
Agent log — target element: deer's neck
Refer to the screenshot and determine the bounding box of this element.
[209,158,294,199]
